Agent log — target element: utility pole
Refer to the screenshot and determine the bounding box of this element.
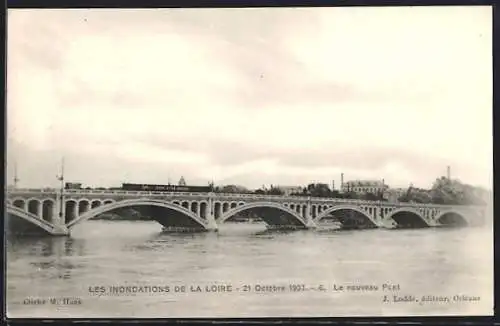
[56,157,65,221]
[13,161,19,189]
[340,173,344,193]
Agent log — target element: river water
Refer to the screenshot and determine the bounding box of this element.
[6,220,493,318]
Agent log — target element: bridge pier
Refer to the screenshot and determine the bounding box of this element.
[373,207,380,227]
[206,214,218,231]
[375,207,391,228]
[54,192,66,227]
[378,207,395,228]
[305,200,317,228]
[424,208,438,227]
[206,194,219,231]
[306,219,317,229]
[52,225,70,236]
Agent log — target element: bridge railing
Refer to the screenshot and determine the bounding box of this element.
[6,189,382,202]
[7,188,58,193]
[5,188,485,209]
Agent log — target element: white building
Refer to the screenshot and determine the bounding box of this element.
[341,180,388,194]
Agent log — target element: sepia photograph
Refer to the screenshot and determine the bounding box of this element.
[5,6,493,318]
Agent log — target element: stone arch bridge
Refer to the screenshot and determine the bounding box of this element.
[5,188,488,236]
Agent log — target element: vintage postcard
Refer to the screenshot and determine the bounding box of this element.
[5,6,493,318]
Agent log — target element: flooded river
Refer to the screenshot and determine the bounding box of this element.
[6,220,493,318]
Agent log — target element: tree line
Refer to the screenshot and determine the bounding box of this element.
[213,177,489,206]
[398,177,489,205]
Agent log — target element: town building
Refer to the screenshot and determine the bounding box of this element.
[341,180,388,194]
[178,176,186,186]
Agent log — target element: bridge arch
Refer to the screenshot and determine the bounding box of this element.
[190,201,199,214]
[78,199,91,214]
[91,200,102,209]
[314,204,378,227]
[6,204,60,235]
[66,198,210,230]
[387,207,430,228]
[435,210,468,227]
[199,201,208,219]
[218,201,308,228]
[213,202,222,219]
[42,199,55,222]
[65,200,78,224]
[301,205,307,218]
[12,198,26,209]
[27,199,41,217]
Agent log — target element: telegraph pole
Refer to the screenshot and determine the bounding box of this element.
[56,157,65,221]
[13,161,19,189]
[340,173,344,193]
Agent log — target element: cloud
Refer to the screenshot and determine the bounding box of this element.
[6,8,493,190]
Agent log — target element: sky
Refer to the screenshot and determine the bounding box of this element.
[6,7,492,190]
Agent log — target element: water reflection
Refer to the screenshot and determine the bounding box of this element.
[7,236,87,257]
[252,229,302,237]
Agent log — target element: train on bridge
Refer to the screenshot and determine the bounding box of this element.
[121,183,213,193]
[65,182,214,193]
